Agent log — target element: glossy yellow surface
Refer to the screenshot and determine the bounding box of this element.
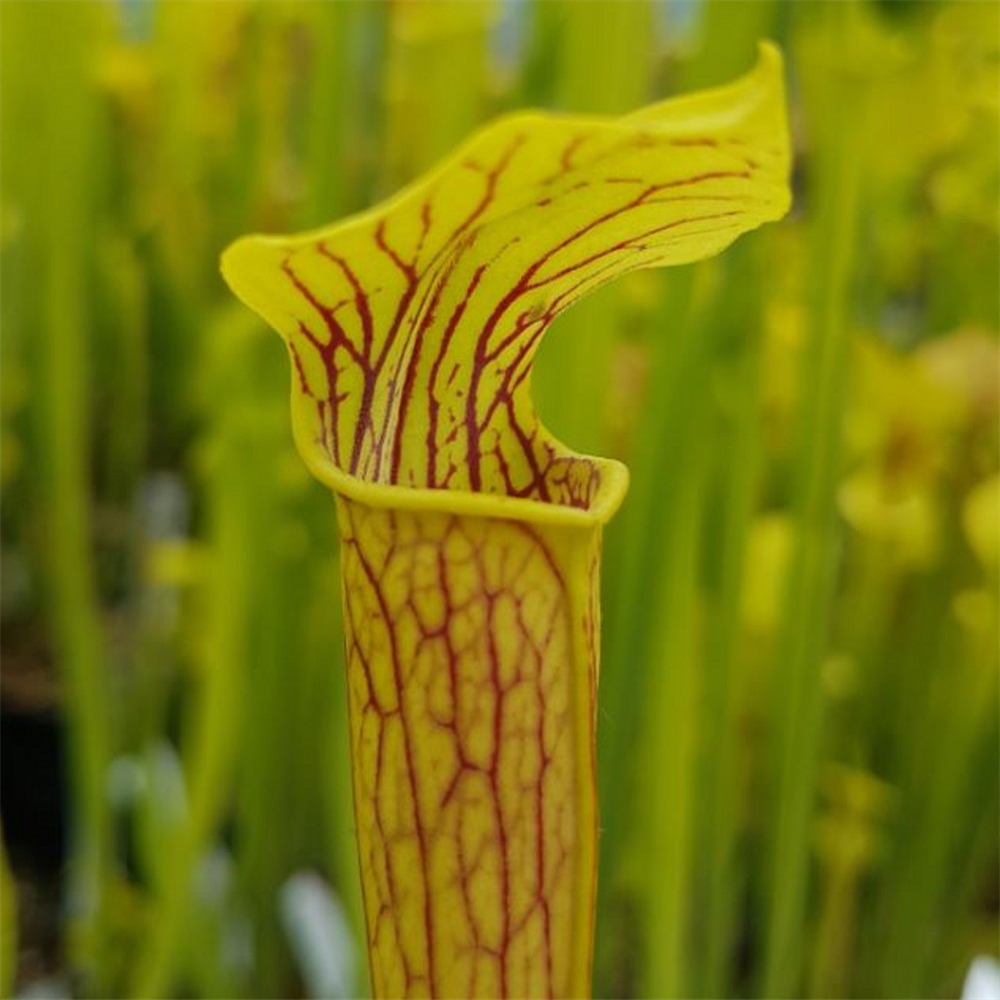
[222,44,790,999]
[221,44,790,523]
[338,499,600,997]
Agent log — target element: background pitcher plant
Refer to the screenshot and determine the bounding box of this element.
[221,44,791,999]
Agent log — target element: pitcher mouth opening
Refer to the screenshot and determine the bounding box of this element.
[289,391,630,529]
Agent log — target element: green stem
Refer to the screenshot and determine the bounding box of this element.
[128,315,253,999]
[299,0,381,224]
[762,4,861,996]
[593,265,704,997]
[600,271,698,741]
[640,414,710,1000]
[699,246,768,1000]
[12,3,115,990]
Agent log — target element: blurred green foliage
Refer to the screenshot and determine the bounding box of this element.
[0,1,997,998]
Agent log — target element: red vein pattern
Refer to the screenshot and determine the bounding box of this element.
[221,46,790,1000]
[280,145,765,504]
[339,497,601,999]
[223,49,789,511]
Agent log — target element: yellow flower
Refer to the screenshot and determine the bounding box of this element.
[963,473,1000,572]
[840,328,998,571]
[222,45,790,999]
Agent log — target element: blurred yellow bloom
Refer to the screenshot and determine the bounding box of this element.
[963,474,1000,571]
[841,329,999,569]
[143,539,204,589]
[918,329,1000,425]
[838,472,939,568]
[741,513,793,636]
[952,588,997,637]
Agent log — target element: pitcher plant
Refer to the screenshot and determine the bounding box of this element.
[222,44,791,999]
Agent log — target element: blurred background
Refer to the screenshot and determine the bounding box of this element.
[1,1,997,997]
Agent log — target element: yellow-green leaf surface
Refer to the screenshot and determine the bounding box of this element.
[222,44,790,1000]
[334,497,602,998]
[223,43,789,524]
